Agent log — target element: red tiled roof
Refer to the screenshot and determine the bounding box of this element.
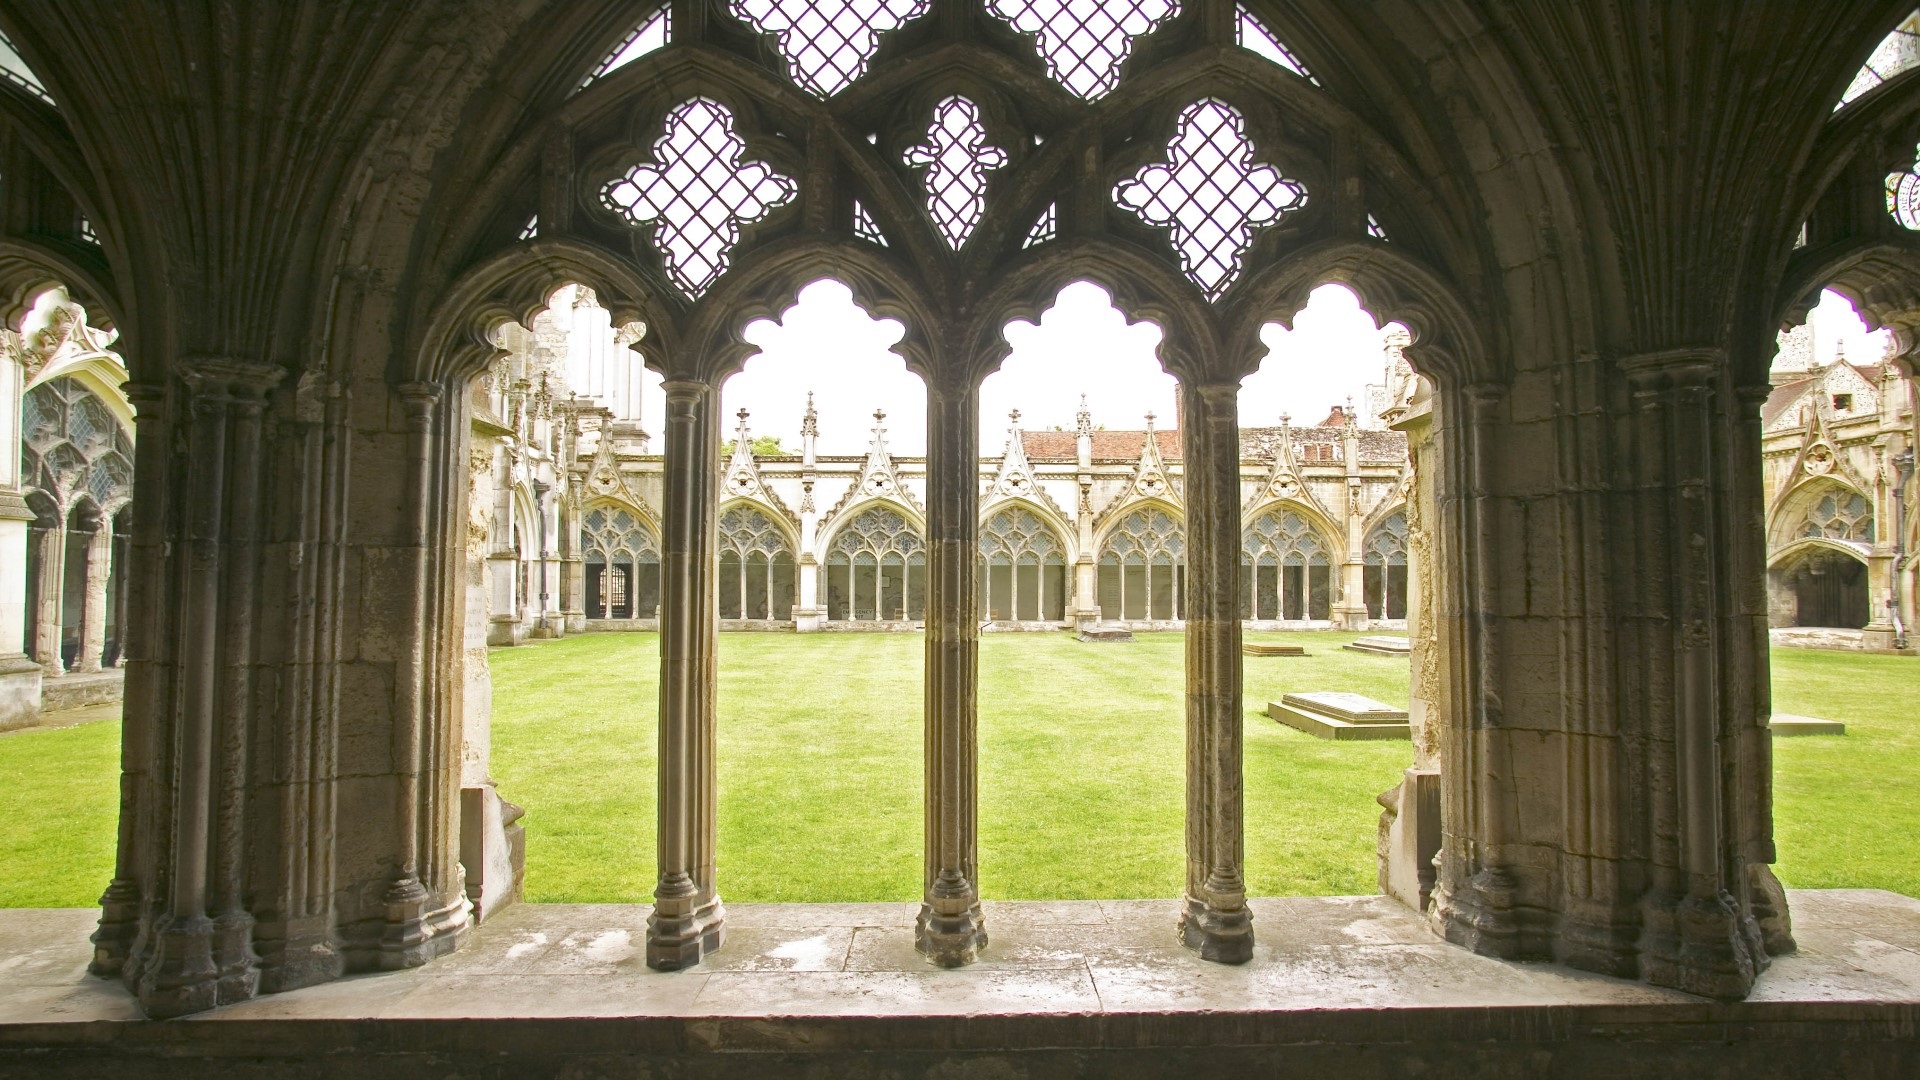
[1021,429,1182,463]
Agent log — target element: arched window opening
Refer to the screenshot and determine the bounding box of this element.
[979,507,1067,623]
[1771,548,1871,631]
[577,6,669,91]
[0,27,54,106]
[1234,5,1318,85]
[719,504,796,622]
[1838,10,1920,110]
[1240,509,1332,622]
[1363,511,1409,622]
[580,506,661,620]
[1099,508,1186,624]
[731,0,929,98]
[987,0,1179,101]
[825,506,925,622]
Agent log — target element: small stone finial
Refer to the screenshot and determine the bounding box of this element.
[1280,411,1291,428]
[1009,408,1022,428]
[1144,410,1156,431]
[1075,393,1093,437]
[873,408,887,429]
[801,391,818,437]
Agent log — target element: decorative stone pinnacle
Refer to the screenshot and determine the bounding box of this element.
[1076,394,1093,437]
[1009,409,1021,427]
[1144,410,1156,431]
[801,391,818,436]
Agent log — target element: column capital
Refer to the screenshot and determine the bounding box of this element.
[1617,347,1722,393]
[180,357,286,408]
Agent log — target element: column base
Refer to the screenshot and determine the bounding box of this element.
[915,900,987,968]
[377,877,471,970]
[132,914,219,1019]
[1431,866,1524,959]
[460,784,527,924]
[254,912,344,994]
[0,654,42,733]
[212,910,261,1005]
[1638,890,1764,1001]
[1554,895,1643,978]
[1179,894,1254,964]
[647,892,726,970]
[1748,863,1796,956]
[88,877,141,976]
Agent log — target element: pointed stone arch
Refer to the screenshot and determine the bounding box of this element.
[977,500,1072,625]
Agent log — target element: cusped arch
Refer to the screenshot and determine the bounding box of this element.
[1777,239,1920,376]
[978,495,1075,558]
[968,238,1216,386]
[683,242,943,384]
[820,496,927,558]
[1767,534,1870,571]
[1241,494,1345,558]
[717,496,800,555]
[1094,498,1187,557]
[413,237,681,385]
[1225,238,1490,388]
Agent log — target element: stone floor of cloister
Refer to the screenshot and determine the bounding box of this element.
[3,890,1918,1075]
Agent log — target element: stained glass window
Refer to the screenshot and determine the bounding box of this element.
[731,0,929,97]
[1114,99,1308,300]
[987,0,1177,100]
[1887,146,1920,231]
[601,98,799,296]
[1838,12,1920,109]
[903,97,1007,248]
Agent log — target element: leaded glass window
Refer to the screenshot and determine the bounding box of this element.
[1888,145,1920,231]
[0,29,53,107]
[979,507,1067,621]
[1800,489,1873,544]
[731,0,929,98]
[852,200,888,246]
[904,97,1006,249]
[719,504,797,620]
[579,7,669,90]
[1098,507,1185,622]
[1362,511,1408,621]
[581,505,661,618]
[601,98,799,296]
[987,0,1177,101]
[1240,509,1331,621]
[826,506,926,620]
[1113,99,1308,300]
[1234,5,1318,85]
[1024,203,1057,248]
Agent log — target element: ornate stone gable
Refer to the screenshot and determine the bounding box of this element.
[823,409,923,522]
[1773,395,1874,513]
[1245,419,1334,522]
[722,408,798,527]
[582,424,660,533]
[982,410,1070,521]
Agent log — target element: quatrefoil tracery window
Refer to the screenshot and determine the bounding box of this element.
[986,0,1178,101]
[586,5,1323,301]
[601,98,798,297]
[1114,99,1308,300]
[731,0,930,98]
[1240,509,1332,622]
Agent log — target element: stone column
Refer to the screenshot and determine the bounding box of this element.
[1620,351,1765,1000]
[918,367,986,965]
[649,378,724,968]
[34,522,66,675]
[75,523,113,673]
[1179,380,1252,963]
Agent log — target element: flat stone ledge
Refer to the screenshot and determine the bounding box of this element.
[1342,635,1411,656]
[1243,642,1306,657]
[3,892,1918,1077]
[1270,692,1411,740]
[1768,713,1847,736]
[40,668,123,712]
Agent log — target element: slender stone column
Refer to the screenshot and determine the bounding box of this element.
[1179,380,1252,963]
[649,378,724,968]
[918,368,987,965]
[75,523,112,673]
[34,523,66,675]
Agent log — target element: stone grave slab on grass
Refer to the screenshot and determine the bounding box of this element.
[1243,642,1306,657]
[1269,691,1410,741]
[1077,627,1134,643]
[1767,713,1847,737]
[1342,636,1411,656]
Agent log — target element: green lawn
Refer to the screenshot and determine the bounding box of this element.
[0,635,1913,906]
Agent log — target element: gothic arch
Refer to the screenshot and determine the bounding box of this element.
[818,495,927,558]
[1240,494,1345,558]
[1768,476,1875,552]
[977,494,1074,557]
[717,495,800,555]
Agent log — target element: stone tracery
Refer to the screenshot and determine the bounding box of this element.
[986,0,1178,100]
[903,97,1007,249]
[731,0,930,98]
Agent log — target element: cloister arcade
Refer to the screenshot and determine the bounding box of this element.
[0,0,1914,1041]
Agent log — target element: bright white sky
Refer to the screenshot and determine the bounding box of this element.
[1805,288,1891,368]
[715,279,1395,456]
